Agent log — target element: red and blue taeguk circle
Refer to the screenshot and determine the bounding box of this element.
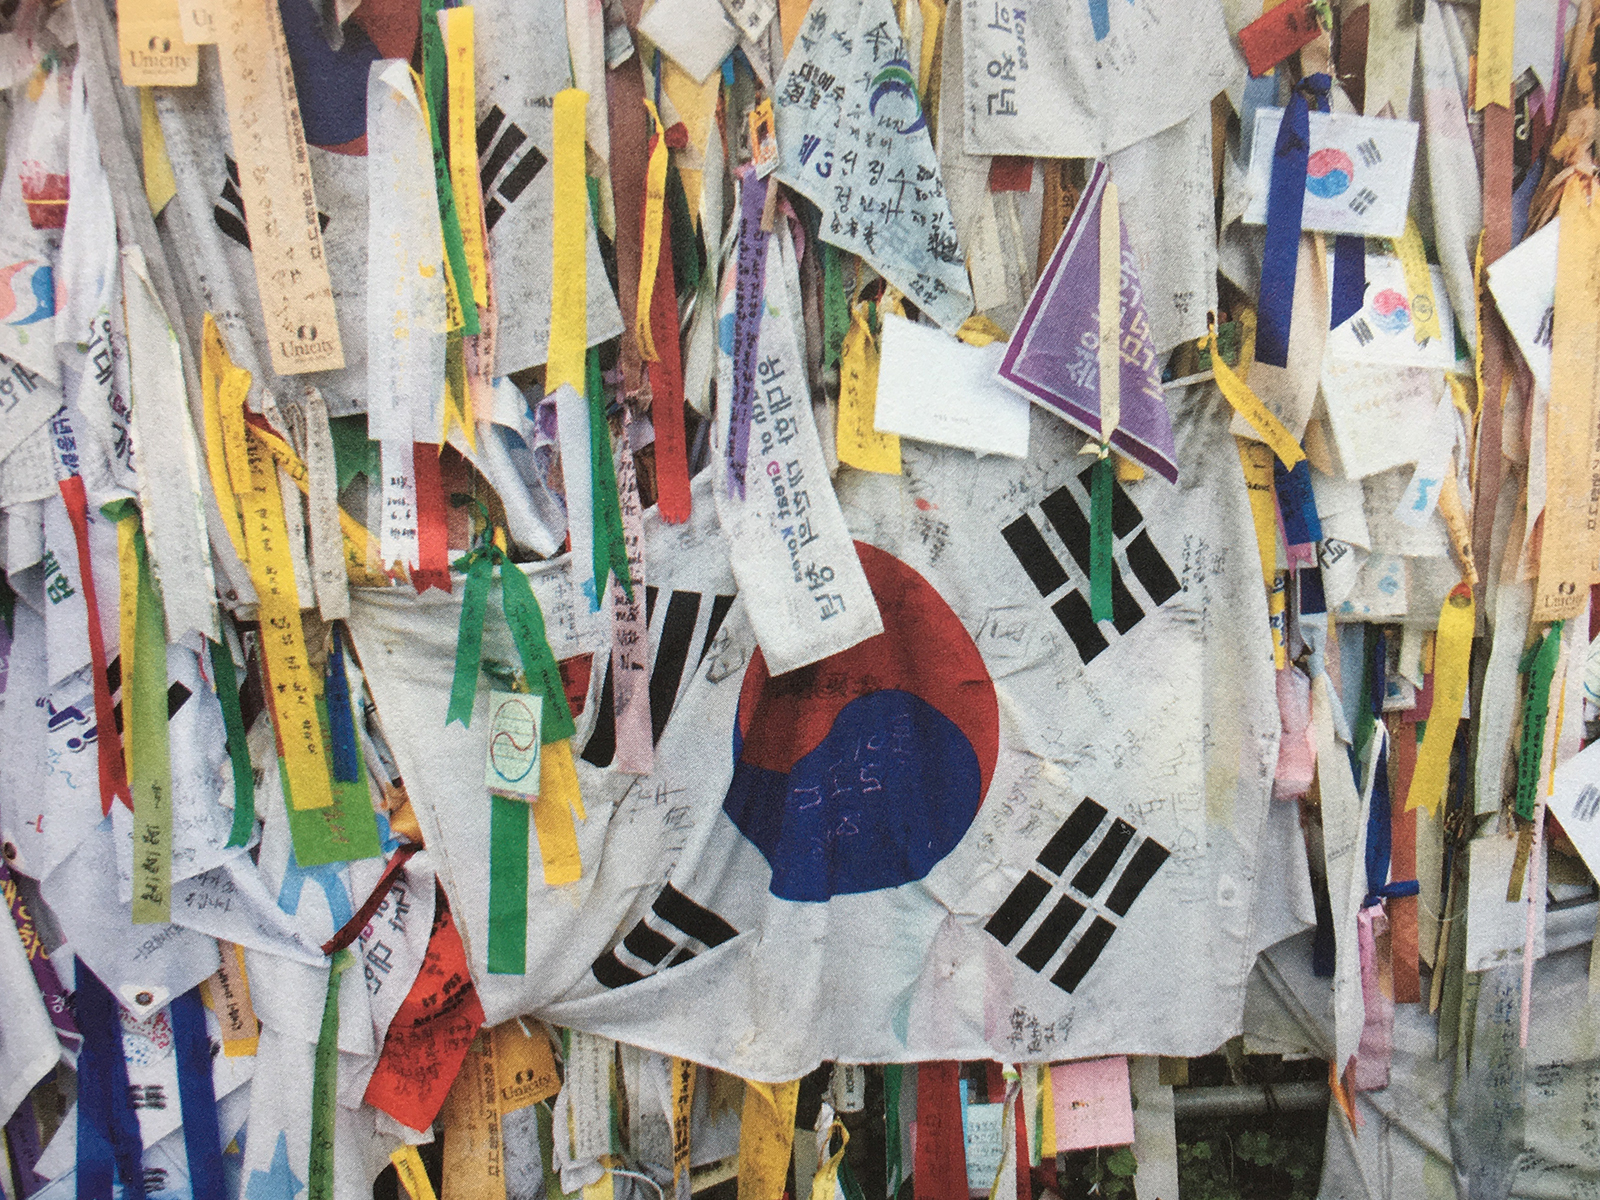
[1369,288,1412,335]
[1305,148,1355,199]
[722,543,1000,902]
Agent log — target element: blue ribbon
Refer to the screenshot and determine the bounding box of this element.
[1331,234,1366,327]
[75,963,144,1200]
[171,988,226,1200]
[1273,457,1323,547]
[325,627,360,784]
[1257,74,1366,365]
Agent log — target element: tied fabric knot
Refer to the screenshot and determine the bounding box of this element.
[445,538,576,743]
[1257,73,1365,367]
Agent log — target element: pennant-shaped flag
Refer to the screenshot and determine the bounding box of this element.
[772,0,973,332]
[997,163,1178,482]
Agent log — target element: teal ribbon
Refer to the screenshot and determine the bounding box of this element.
[447,545,576,742]
[210,637,256,849]
[1089,452,1114,622]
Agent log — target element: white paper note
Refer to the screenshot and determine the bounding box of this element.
[874,315,1029,458]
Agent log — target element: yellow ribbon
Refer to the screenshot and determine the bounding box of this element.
[1202,317,1305,468]
[532,739,584,886]
[442,7,489,308]
[548,90,590,396]
[636,99,671,365]
[243,429,334,811]
[737,1080,801,1200]
[200,314,252,563]
[836,300,902,475]
[1391,217,1444,347]
[1404,583,1475,815]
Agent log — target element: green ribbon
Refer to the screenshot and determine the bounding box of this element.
[1089,452,1114,622]
[884,1064,904,1200]
[1515,621,1564,820]
[447,554,495,726]
[487,794,529,974]
[210,637,256,849]
[307,949,349,1200]
[822,243,848,370]
[666,162,701,296]
[420,0,479,336]
[285,700,383,868]
[587,346,632,607]
[447,545,576,742]
[126,509,172,925]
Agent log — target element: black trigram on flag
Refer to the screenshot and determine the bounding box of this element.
[592,883,738,988]
[985,799,1169,993]
[477,107,548,232]
[582,587,736,768]
[214,156,328,251]
[999,465,1180,664]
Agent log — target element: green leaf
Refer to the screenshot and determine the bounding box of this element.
[1107,1147,1139,1177]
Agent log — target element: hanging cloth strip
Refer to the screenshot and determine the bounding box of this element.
[210,637,256,848]
[170,987,227,1200]
[639,97,693,524]
[1256,74,1364,367]
[76,963,145,1200]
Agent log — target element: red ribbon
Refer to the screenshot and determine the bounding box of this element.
[411,443,453,594]
[59,476,131,814]
[646,134,692,524]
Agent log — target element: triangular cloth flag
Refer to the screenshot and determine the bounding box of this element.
[772,0,974,332]
[998,162,1178,482]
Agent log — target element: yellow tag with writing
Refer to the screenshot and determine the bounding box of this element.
[1237,437,1280,588]
[1535,183,1600,621]
[139,90,178,215]
[200,314,251,563]
[118,0,198,86]
[1038,1064,1057,1159]
[1473,0,1516,110]
[836,303,901,475]
[243,429,334,810]
[531,739,583,885]
[250,422,388,586]
[391,1147,438,1200]
[548,90,590,396]
[672,1058,695,1195]
[1203,320,1305,469]
[441,1034,505,1200]
[1097,178,1121,447]
[201,940,260,1057]
[117,515,140,778]
[1404,583,1475,815]
[1391,217,1444,346]
[489,1019,561,1112]
[1269,573,1288,670]
[214,0,344,374]
[637,99,671,364]
[442,8,489,309]
[737,1080,801,1200]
